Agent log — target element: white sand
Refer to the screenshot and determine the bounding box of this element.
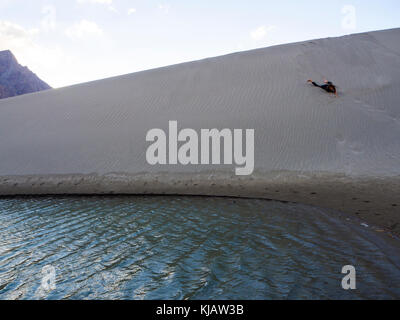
[0,28,399,231]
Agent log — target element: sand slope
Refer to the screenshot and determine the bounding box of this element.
[0,28,400,232]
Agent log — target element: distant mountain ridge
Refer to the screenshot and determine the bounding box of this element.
[0,50,51,99]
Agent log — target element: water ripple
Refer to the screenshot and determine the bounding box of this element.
[0,196,399,300]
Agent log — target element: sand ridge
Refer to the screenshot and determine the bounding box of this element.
[0,28,400,232]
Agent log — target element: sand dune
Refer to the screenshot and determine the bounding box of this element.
[0,28,399,232]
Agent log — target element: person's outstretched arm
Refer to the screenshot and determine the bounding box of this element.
[307,80,321,88]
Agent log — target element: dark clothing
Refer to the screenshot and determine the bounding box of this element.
[310,81,337,94]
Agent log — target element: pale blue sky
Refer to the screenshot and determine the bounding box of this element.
[1,0,399,87]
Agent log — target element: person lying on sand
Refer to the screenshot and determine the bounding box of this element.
[308,79,337,96]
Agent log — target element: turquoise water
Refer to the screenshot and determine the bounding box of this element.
[0,196,399,300]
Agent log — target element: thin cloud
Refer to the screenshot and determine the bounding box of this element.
[158,4,170,14]
[76,0,116,12]
[65,20,104,39]
[128,8,137,15]
[108,6,119,13]
[76,0,113,4]
[250,25,276,41]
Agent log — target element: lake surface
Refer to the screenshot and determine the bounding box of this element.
[0,196,399,300]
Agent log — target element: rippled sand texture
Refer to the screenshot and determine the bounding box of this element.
[0,29,400,231]
[0,196,399,300]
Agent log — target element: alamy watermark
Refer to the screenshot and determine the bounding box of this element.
[146,121,255,176]
[41,5,57,32]
[41,265,56,291]
[341,5,357,30]
[341,265,356,290]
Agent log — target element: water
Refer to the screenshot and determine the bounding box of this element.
[0,196,399,300]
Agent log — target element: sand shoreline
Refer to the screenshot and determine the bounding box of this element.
[1,171,399,235]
